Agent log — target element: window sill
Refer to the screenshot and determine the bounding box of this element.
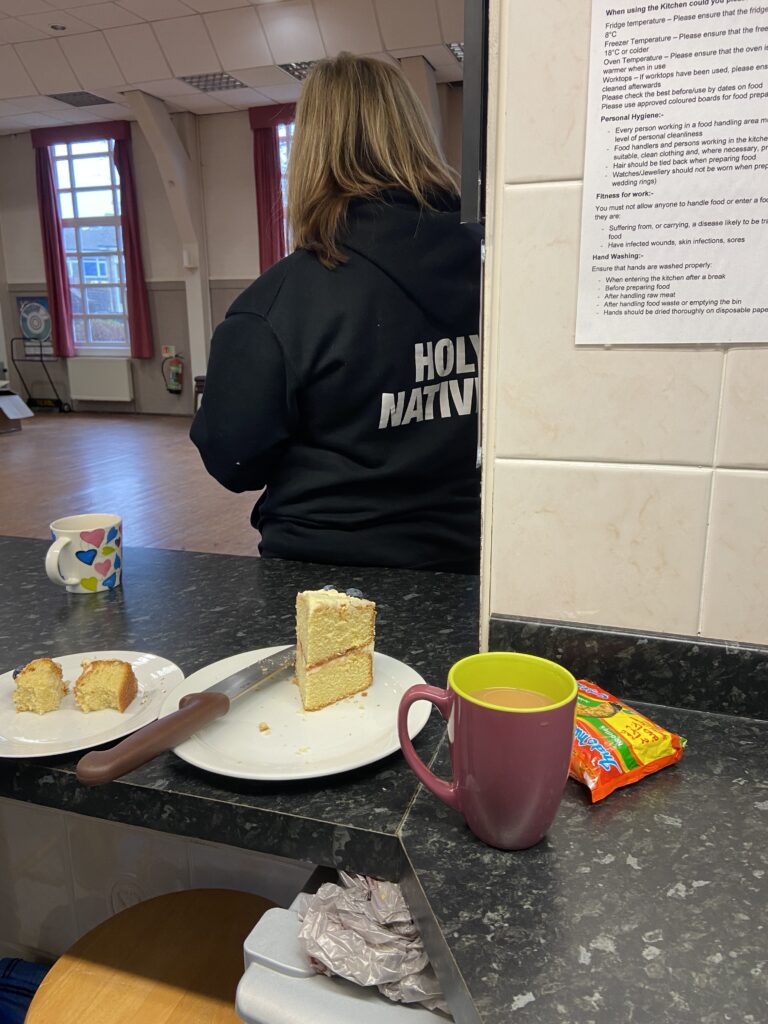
[72,348,131,359]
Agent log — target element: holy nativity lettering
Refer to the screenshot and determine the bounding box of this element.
[379,335,480,429]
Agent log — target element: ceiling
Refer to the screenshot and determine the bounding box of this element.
[0,0,464,135]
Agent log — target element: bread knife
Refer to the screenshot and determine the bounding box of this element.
[76,645,296,787]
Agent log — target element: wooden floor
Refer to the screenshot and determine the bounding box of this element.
[0,413,261,556]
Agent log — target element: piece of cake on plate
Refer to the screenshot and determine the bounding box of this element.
[74,659,138,713]
[13,658,68,714]
[295,588,376,711]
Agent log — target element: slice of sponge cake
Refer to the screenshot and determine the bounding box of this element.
[74,659,138,713]
[13,658,68,714]
[295,589,376,711]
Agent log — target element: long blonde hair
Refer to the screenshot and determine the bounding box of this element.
[287,52,458,269]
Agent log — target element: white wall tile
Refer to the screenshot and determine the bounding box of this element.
[187,839,314,908]
[153,15,221,77]
[716,350,768,470]
[313,0,382,56]
[490,459,711,634]
[495,183,723,465]
[67,814,190,936]
[504,0,591,184]
[60,32,125,90]
[257,0,325,64]
[0,799,78,958]
[105,24,173,81]
[700,470,768,644]
[205,7,272,71]
[374,0,442,50]
[76,4,144,29]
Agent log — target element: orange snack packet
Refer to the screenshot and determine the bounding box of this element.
[570,680,686,803]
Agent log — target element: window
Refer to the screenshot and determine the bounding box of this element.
[277,121,295,252]
[52,139,130,355]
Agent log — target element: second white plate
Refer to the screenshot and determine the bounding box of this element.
[0,651,184,759]
[161,647,432,781]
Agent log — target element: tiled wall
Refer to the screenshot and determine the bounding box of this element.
[482,1,768,646]
[0,798,314,962]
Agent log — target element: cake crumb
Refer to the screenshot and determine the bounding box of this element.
[297,746,310,754]
[361,691,368,697]
[259,721,270,733]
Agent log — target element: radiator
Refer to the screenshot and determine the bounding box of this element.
[67,358,133,402]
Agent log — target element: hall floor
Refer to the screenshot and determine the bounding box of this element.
[0,413,261,556]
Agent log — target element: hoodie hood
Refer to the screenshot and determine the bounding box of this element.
[341,189,481,332]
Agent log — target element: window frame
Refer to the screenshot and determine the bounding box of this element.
[276,120,295,253]
[52,139,131,357]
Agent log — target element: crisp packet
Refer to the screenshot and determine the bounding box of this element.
[570,680,686,802]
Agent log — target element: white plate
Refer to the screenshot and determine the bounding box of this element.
[0,651,184,759]
[162,647,432,782]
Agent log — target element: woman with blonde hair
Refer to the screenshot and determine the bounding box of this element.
[192,53,481,572]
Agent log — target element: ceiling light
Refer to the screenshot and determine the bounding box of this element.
[445,42,464,62]
[278,62,317,81]
[178,72,247,93]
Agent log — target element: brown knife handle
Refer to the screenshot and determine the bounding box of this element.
[75,691,231,787]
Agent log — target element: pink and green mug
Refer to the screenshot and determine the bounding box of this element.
[398,652,577,850]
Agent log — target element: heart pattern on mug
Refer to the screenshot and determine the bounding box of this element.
[76,549,97,566]
[106,526,118,543]
[94,559,112,577]
[114,554,121,570]
[101,546,115,555]
[80,577,98,592]
[80,529,105,547]
[103,573,118,589]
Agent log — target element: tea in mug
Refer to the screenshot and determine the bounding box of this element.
[473,686,550,709]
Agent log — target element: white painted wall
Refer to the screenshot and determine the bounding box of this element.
[200,110,260,282]
[0,133,45,285]
[0,111,262,294]
[132,121,184,282]
[481,0,768,646]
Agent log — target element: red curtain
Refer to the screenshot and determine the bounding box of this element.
[249,104,296,274]
[33,146,75,359]
[113,137,153,359]
[30,121,153,360]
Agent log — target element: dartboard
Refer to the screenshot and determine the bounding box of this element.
[19,300,52,342]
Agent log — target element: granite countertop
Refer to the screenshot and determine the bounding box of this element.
[1,537,766,1023]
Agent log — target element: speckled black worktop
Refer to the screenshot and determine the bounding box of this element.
[1,537,766,1024]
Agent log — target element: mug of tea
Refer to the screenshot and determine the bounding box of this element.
[397,652,577,850]
[46,514,122,594]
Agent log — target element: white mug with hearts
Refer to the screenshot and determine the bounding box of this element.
[46,514,123,594]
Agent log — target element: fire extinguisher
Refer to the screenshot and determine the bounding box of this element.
[162,354,184,394]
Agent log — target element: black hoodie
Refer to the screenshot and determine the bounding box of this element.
[191,189,481,573]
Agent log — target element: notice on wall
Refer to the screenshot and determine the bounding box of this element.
[576,1,768,345]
